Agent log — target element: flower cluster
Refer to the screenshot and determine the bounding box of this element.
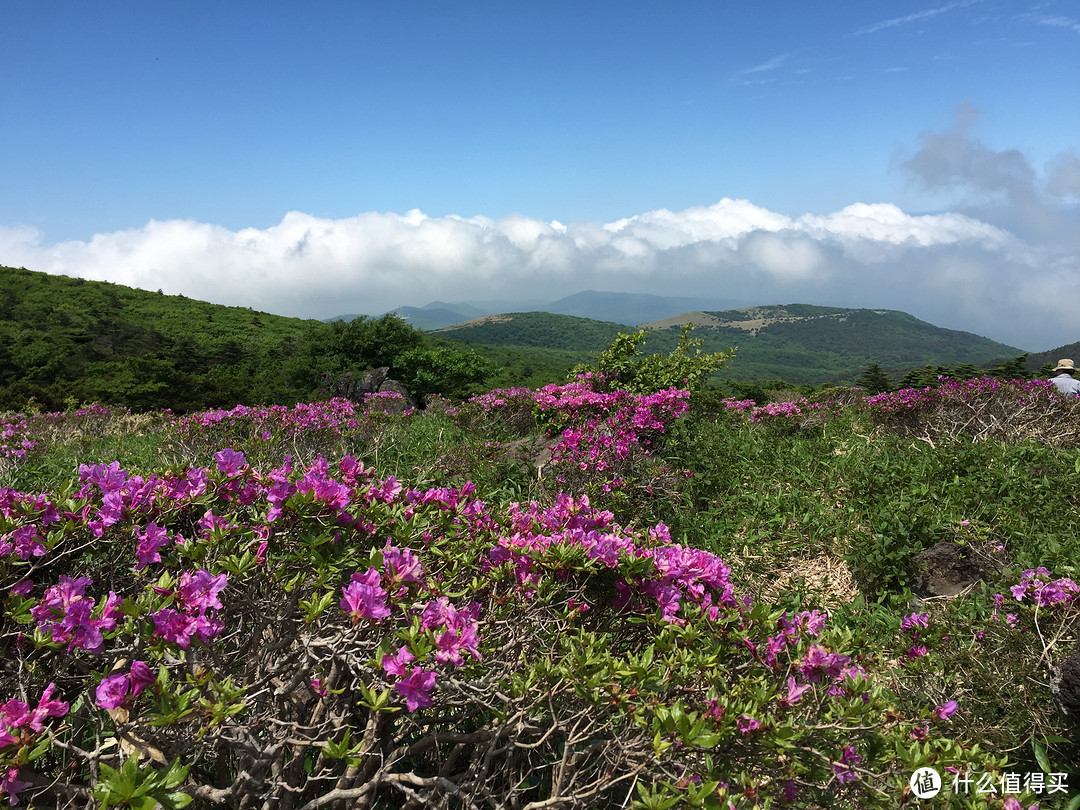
[1008,567,1080,608]
[29,576,121,655]
[0,414,40,462]
[465,379,691,500]
[0,684,68,805]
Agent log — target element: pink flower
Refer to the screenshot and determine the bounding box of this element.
[27,683,66,732]
[215,448,248,476]
[905,644,928,661]
[177,569,227,613]
[383,543,423,584]
[909,723,929,740]
[395,667,437,712]
[151,609,200,648]
[1,767,31,806]
[381,646,416,677]
[900,612,930,631]
[129,661,155,697]
[831,745,861,783]
[135,522,171,570]
[781,676,811,706]
[10,580,32,596]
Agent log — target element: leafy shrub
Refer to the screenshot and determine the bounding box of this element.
[570,325,734,395]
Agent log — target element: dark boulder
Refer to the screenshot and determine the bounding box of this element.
[911,542,998,598]
[1052,640,1080,723]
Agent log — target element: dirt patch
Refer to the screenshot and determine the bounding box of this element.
[438,314,514,330]
[762,551,861,607]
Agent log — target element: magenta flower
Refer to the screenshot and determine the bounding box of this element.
[1,767,31,806]
[382,646,416,677]
[10,580,32,596]
[215,448,248,476]
[177,569,227,613]
[831,745,861,783]
[781,676,811,706]
[31,577,117,655]
[736,715,761,734]
[395,667,437,712]
[383,543,423,584]
[2,525,46,560]
[95,673,130,710]
[933,700,958,720]
[30,689,62,732]
[151,609,201,648]
[135,522,171,570]
[129,661,155,697]
[900,612,930,631]
[341,568,391,622]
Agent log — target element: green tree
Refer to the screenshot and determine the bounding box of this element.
[571,324,734,394]
[855,363,894,394]
[395,345,495,401]
[988,353,1031,380]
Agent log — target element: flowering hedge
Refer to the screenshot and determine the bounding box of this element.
[715,377,1080,448]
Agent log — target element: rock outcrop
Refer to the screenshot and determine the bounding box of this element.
[319,368,417,411]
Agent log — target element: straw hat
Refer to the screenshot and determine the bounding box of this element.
[1054,359,1076,374]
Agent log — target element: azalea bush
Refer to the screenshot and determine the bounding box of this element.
[0,450,1016,808]
[163,395,416,471]
[865,377,1080,446]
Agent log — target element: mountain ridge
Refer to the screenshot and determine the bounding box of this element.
[432,304,1025,385]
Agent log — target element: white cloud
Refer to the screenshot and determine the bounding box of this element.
[852,1,977,36]
[2,189,1074,351]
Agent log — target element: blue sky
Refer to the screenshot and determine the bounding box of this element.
[2,1,1079,350]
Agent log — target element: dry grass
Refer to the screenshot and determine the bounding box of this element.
[762,549,862,607]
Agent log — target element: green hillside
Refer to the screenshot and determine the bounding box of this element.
[0,266,497,411]
[434,311,633,352]
[435,305,1024,385]
[641,305,1023,384]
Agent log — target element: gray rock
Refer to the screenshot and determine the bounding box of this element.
[373,379,416,412]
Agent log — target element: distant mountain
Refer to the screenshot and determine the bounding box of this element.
[387,305,480,331]
[1026,344,1080,376]
[328,290,741,330]
[434,312,633,352]
[436,304,1024,384]
[543,290,734,325]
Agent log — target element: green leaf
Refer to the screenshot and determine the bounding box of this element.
[156,791,194,810]
[1033,738,1051,774]
[157,758,190,789]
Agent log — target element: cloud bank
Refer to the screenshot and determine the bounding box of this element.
[2,111,1078,351]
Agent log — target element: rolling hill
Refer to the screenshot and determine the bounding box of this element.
[435,304,1024,385]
